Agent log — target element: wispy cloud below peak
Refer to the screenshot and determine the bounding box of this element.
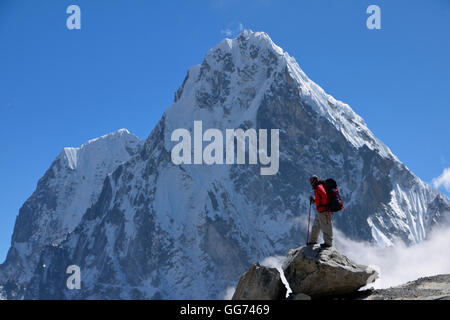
[432,167,450,192]
[220,22,244,37]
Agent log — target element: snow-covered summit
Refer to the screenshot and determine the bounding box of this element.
[35,127,142,241]
[59,128,139,170]
[215,29,285,57]
[168,29,395,160]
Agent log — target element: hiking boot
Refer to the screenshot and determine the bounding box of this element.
[320,243,332,249]
[306,242,317,246]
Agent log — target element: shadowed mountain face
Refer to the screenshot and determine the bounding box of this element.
[1,30,449,299]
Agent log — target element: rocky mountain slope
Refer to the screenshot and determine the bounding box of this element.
[1,30,449,299]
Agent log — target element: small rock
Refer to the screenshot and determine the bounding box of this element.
[232,262,287,300]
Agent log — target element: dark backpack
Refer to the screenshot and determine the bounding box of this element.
[320,178,344,213]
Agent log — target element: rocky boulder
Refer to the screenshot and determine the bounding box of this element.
[282,245,378,298]
[232,262,287,300]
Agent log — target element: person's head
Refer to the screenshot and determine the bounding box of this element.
[309,175,319,188]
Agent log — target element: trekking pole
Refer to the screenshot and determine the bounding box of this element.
[306,201,312,244]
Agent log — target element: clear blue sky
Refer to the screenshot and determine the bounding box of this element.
[0,0,449,262]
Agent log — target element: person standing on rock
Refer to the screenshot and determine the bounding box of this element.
[307,175,333,248]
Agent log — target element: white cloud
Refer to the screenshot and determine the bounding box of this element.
[256,225,450,294]
[334,226,450,289]
[220,22,244,38]
[432,167,450,192]
[221,28,232,37]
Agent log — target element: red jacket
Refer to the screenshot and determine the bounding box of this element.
[313,184,328,212]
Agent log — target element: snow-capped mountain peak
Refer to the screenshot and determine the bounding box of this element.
[1,30,449,300]
[0,128,143,287]
[168,30,394,161]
